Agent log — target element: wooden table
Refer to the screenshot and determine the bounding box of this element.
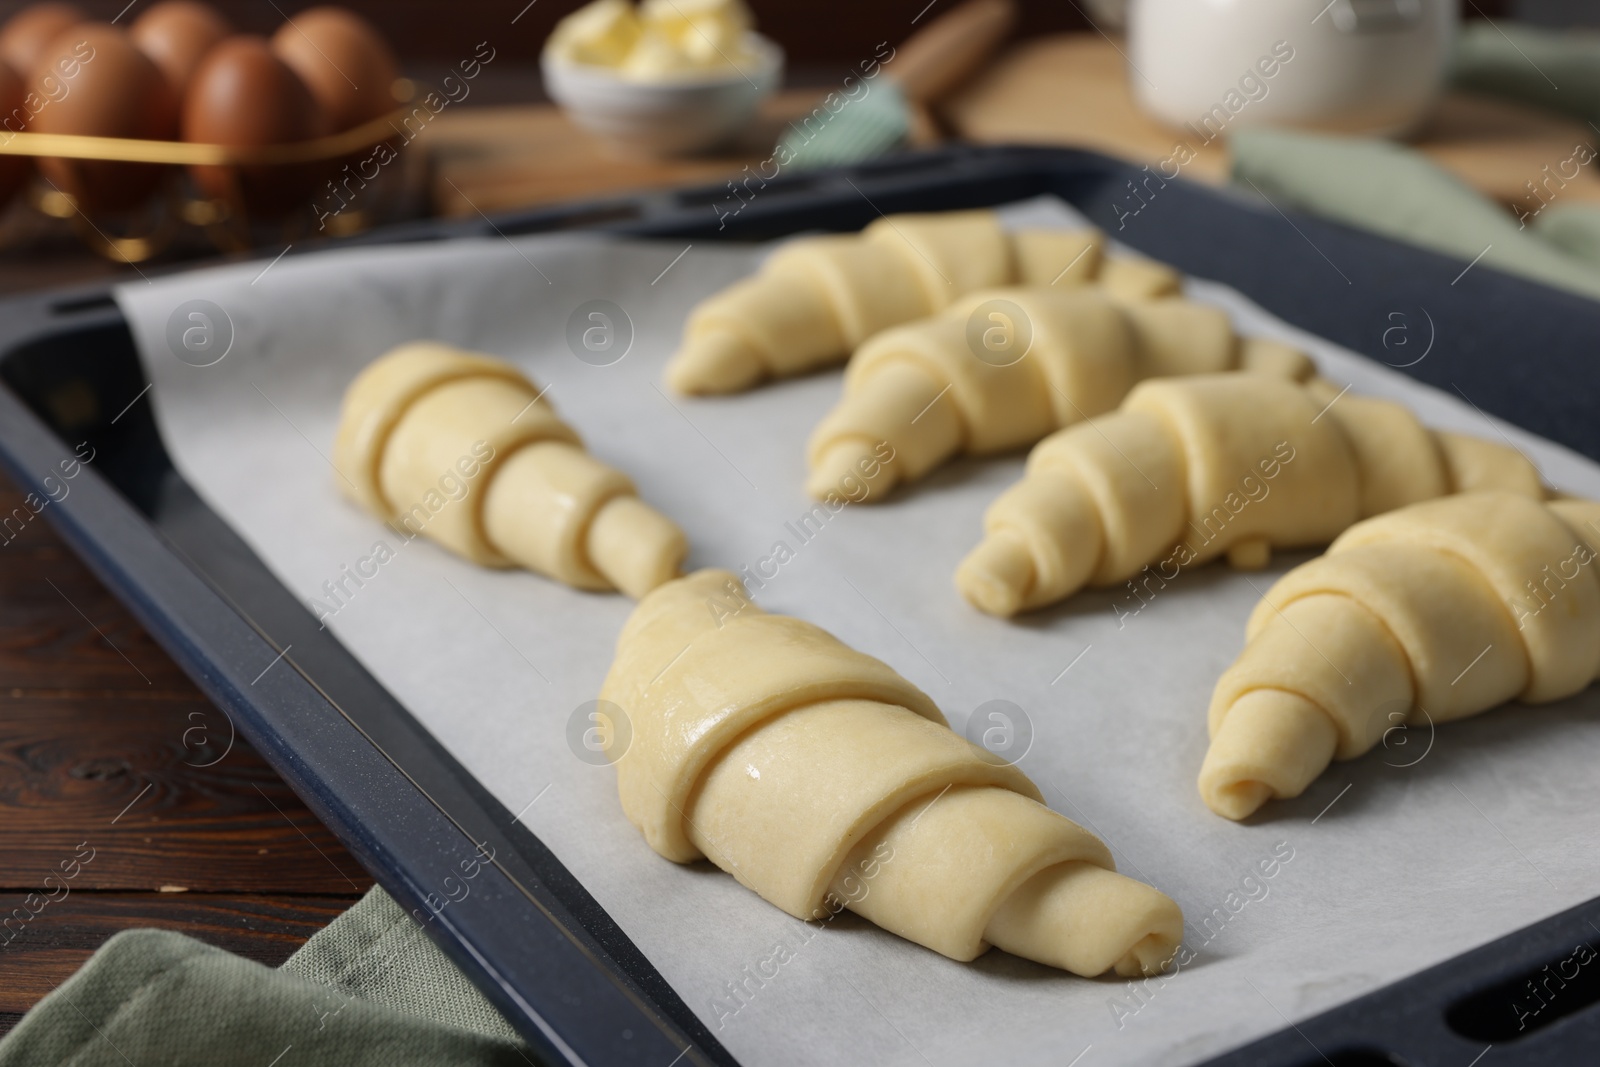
[424,88,839,216]
[0,470,373,1034]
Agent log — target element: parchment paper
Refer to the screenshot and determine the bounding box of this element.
[114,198,1600,1067]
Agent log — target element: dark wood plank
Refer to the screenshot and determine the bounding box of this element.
[0,691,375,894]
[0,469,375,896]
[0,491,192,693]
[0,893,357,1017]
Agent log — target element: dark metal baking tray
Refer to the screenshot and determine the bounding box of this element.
[1,144,1597,1067]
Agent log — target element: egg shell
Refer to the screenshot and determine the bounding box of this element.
[182,34,326,217]
[30,22,176,214]
[0,59,31,208]
[269,7,396,132]
[0,2,83,84]
[131,0,232,98]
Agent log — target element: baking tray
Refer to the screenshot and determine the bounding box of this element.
[2,145,1598,1066]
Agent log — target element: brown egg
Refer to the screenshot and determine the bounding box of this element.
[0,59,30,208]
[0,2,83,83]
[30,23,176,213]
[130,0,231,98]
[182,35,326,217]
[269,7,395,132]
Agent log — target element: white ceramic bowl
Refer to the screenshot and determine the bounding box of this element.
[542,33,784,158]
[1128,0,1457,138]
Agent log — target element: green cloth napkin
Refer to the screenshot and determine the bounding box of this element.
[1227,20,1600,303]
[1229,127,1600,301]
[282,887,524,1046]
[1533,201,1600,264]
[0,888,536,1067]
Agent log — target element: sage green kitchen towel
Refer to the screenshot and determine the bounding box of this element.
[1532,201,1600,264]
[280,885,525,1045]
[0,888,535,1067]
[1229,127,1600,301]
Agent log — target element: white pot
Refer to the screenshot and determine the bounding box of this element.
[543,34,784,159]
[1128,0,1457,138]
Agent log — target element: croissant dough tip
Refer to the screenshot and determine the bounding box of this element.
[985,858,1185,977]
[806,440,897,503]
[954,532,1035,617]
[587,495,689,599]
[1114,888,1187,977]
[665,328,765,395]
[1200,779,1275,822]
[1200,689,1339,821]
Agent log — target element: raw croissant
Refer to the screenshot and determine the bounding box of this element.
[805,286,1314,501]
[1201,491,1600,820]
[956,374,1545,617]
[665,209,1182,395]
[334,342,686,599]
[600,568,1184,977]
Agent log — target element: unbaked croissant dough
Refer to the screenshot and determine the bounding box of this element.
[334,342,686,599]
[956,374,1545,617]
[805,286,1315,502]
[600,568,1184,977]
[1201,491,1600,820]
[665,208,1186,394]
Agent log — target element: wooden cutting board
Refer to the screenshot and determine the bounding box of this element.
[423,34,1600,218]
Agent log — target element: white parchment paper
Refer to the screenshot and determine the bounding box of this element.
[115,198,1600,1067]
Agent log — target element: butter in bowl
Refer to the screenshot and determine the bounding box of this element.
[542,0,783,158]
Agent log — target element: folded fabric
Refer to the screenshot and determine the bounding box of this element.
[1453,21,1600,127]
[1229,126,1600,302]
[0,888,531,1067]
[1533,201,1600,264]
[280,886,524,1045]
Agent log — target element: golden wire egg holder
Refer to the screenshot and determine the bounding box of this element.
[0,79,418,262]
